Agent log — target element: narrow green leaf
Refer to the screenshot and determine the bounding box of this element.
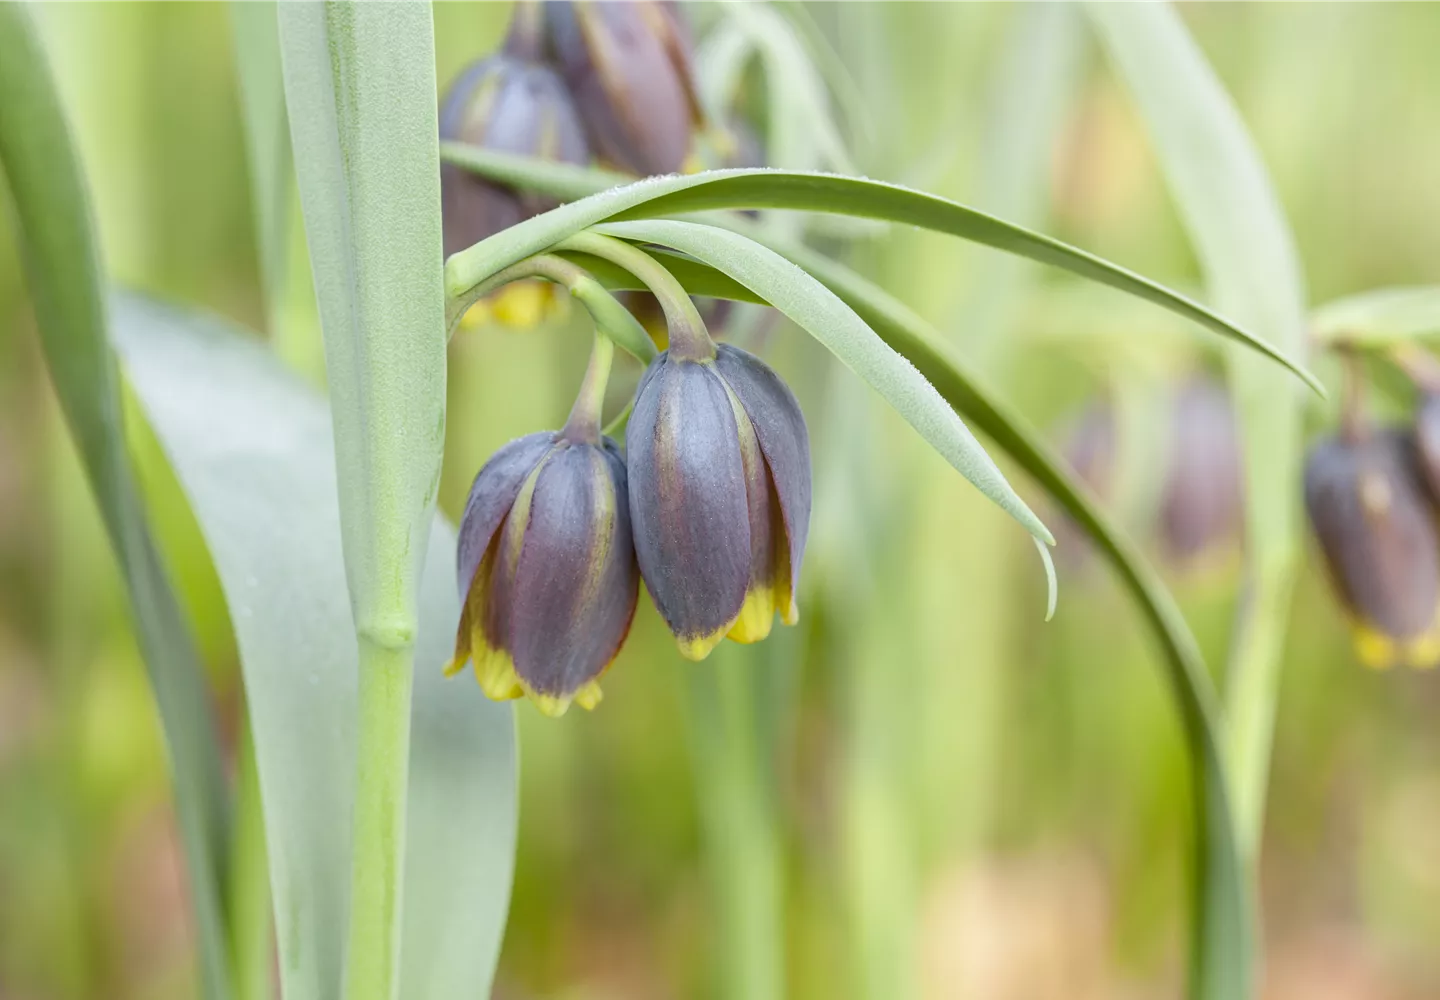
[569,227,1245,1000]
[1089,6,1309,998]
[0,11,234,1000]
[113,294,518,1000]
[1312,286,1440,347]
[594,219,1054,554]
[440,146,1322,394]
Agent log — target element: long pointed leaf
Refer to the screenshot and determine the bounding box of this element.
[113,294,517,1000]
[592,218,1055,554]
[564,227,1248,996]
[0,12,235,1000]
[440,146,1321,394]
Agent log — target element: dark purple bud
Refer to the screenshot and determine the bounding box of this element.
[1159,378,1244,567]
[439,53,590,256]
[543,0,701,176]
[448,433,638,715]
[627,345,810,659]
[1304,429,1440,669]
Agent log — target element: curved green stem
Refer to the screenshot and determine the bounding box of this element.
[445,253,656,364]
[559,333,615,445]
[553,231,715,361]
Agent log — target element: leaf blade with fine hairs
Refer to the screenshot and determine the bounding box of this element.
[114,294,518,1000]
[592,218,1055,554]
[0,11,234,1000]
[440,146,1321,394]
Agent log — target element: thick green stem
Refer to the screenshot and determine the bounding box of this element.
[553,232,715,361]
[345,636,415,1000]
[560,333,615,445]
[229,709,272,1000]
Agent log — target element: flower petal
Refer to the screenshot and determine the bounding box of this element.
[627,355,750,658]
[456,431,554,598]
[508,442,639,713]
[715,345,811,621]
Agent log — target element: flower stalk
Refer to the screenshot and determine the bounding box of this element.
[554,231,716,360]
[560,332,615,444]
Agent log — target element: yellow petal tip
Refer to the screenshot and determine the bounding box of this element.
[573,680,604,711]
[475,648,524,701]
[727,586,776,644]
[677,628,728,662]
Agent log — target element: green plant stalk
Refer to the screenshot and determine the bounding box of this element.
[277,4,446,999]
[348,638,415,999]
[0,9,234,998]
[686,644,785,1000]
[229,712,272,1000]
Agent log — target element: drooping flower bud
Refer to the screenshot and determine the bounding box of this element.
[1304,429,1440,669]
[448,431,638,715]
[438,46,590,257]
[1158,378,1243,567]
[626,345,811,659]
[542,0,702,176]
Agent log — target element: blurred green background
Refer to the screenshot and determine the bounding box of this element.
[3,3,1440,999]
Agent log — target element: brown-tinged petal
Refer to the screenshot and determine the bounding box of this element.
[714,345,811,623]
[627,354,750,658]
[1304,430,1440,669]
[507,441,638,715]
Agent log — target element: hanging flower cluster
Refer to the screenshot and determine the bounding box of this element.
[446,294,811,716]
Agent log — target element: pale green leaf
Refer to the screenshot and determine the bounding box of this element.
[113,294,517,1000]
[278,1,446,636]
[440,147,1322,394]
[1312,285,1440,347]
[0,11,233,998]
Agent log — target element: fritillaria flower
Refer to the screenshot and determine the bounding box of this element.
[1304,428,1440,669]
[448,340,638,715]
[626,343,811,660]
